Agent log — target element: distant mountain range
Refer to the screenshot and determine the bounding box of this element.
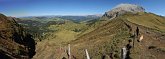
[19,14,102,22]
[33,3,165,59]
[1,3,165,59]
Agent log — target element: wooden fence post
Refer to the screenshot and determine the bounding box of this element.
[133,31,136,48]
[85,49,90,59]
[121,47,127,59]
[68,44,71,59]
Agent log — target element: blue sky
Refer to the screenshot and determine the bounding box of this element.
[0,0,165,17]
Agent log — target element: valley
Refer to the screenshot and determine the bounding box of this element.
[31,4,165,59]
[0,3,165,59]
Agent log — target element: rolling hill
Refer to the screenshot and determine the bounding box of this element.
[32,4,165,59]
[0,3,163,59]
[70,12,165,59]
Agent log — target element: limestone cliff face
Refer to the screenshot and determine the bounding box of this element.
[103,4,145,19]
[0,13,36,59]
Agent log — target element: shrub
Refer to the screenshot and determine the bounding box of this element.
[148,46,157,49]
[157,47,165,52]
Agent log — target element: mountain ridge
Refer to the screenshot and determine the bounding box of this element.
[69,12,165,59]
[0,2,165,59]
[33,4,165,59]
[103,4,145,19]
[0,14,36,59]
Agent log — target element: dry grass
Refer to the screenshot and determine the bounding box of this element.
[33,12,165,59]
[125,12,165,32]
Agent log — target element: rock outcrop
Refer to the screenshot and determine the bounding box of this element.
[0,13,36,59]
[103,4,145,19]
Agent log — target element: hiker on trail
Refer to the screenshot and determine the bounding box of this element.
[136,27,139,37]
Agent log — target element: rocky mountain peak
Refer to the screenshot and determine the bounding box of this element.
[103,4,145,19]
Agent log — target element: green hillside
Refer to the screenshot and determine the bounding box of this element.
[124,12,165,32]
[33,12,165,59]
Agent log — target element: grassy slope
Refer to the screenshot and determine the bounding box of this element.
[47,20,92,43]
[33,12,165,59]
[33,20,96,59]
[69,12,165,59]
[125,12,165,32]
[70,18,131,59]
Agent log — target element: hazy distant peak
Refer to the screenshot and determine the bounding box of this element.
[103,3,145,19]
[94,14,103,17]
